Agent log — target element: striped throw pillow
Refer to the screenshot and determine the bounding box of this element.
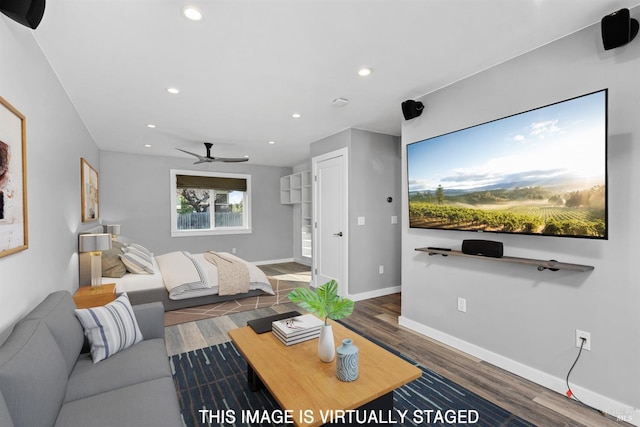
[74,293,143,363]
[125,243,152,256]
[119,250,154,274]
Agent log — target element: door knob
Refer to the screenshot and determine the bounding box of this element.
[333,232,343,237]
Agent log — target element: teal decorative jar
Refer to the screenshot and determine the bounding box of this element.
[336,338,358,382]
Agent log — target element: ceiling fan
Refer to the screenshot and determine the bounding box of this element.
[176,142,249,164]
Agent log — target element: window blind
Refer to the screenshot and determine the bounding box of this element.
[176,175,247,191]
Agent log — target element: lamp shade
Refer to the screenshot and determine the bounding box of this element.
[79,233,112,252]
[106,224,121,236]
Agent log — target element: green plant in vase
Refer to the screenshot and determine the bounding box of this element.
[288,280,354,325]
[288,280,354,362]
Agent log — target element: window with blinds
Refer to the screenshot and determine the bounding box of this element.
[170,170,251,236]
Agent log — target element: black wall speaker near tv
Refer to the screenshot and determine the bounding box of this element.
[601,8,638,50]
[402,100,424,121]
[0,0,45,29]
[462,240,503,258]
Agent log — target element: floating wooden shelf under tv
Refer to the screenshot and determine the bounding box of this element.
[415,247,594,272]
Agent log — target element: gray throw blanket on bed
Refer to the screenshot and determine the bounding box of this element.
[203,251,250,296]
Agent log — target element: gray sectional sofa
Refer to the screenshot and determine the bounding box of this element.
[0,291,182,427]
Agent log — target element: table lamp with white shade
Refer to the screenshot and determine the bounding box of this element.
[79,233,112,286]
[105,224,121,239]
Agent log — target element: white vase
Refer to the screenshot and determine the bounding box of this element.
[317,324,335,362]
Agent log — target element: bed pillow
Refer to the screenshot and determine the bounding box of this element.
[120,250,154,274]
[74,293,143,363]
[123,246,151,260]
[102,240,126,278]
[124,243,152,256]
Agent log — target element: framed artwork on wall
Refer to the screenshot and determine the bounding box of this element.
[0,96,28,258]
[81,157,99,222]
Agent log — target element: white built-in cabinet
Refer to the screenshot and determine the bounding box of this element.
[281,171,312,260]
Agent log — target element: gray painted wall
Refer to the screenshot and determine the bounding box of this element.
[0,21,99,341]
[311,129,401,297]
[349,129,401,295]
[401,10,640,412]
[99,150,293,262]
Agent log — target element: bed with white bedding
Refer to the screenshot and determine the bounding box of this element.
[78,229,274,311]
[108,252,273,310]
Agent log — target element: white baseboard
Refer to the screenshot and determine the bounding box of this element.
[398,315,639,426]
[349,285,401,302]
[253,258,294,266]
[292,257,312,267]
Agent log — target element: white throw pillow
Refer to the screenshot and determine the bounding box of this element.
[74,293,143,363]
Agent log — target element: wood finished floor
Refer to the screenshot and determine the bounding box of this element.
[165,263,628,427]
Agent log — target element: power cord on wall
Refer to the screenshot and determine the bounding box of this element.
[565,337,606,416]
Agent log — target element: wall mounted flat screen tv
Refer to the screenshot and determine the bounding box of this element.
[407,89,608,239]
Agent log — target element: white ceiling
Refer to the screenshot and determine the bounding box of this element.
[31,0,638,167]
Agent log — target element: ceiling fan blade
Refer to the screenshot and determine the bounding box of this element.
[176,148,207,162]
[176,145,248,163]
[214,157,249,163]
[193,159,214,164]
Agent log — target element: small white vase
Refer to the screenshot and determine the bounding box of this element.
[317,324,335,362]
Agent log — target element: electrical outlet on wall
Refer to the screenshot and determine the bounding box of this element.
[457,297,467,313]
[576,329,591,351]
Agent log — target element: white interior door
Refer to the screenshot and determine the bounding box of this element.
[312,148,348,296]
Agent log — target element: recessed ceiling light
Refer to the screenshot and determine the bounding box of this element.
[268,141,276,145]
[146,124,156,128]
[292,113,301,118]
[144,144,151,148]
[166,87,180,94]
[358,67,373,77]
[182,6,203,21]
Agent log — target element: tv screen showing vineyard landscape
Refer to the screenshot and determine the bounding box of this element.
[407,89,608,239]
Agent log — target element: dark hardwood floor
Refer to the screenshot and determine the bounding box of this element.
[165,261,629,427]
[339,293,626,427]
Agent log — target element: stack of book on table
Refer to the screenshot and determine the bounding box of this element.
[272,314,324,346]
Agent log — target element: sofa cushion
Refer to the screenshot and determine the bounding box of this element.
[55,377,182,427]
[21,290,84,374]
[74,293,143,363]
[0,391,15,427]
[65,338,171,402]
[131,302,165,340]
[0,320,68,427]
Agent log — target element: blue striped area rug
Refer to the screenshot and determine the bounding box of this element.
[170,340,534,427]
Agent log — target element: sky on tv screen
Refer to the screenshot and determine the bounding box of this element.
[407,90,606,194]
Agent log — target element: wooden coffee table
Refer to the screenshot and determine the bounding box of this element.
[228,318,421,427]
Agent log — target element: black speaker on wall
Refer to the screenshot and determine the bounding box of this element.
[401,100,424,121]
[601,8,638,50]
[0,0,45,29]
[462,239,504,258]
